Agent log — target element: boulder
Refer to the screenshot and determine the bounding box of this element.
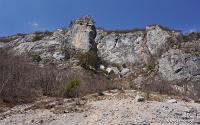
[100,65,105,70]
[53,52,65,61]
[106,67,119,74]
[135,95,145,102]
[166,99,177,103]
[120,68,130,76]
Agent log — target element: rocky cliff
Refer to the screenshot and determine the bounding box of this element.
[0,16,200,97]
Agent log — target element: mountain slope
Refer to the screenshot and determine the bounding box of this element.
[0,16,200,99]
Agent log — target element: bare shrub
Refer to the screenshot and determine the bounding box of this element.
[142,81,178,96]
[0,49,41,103]
[58,70,116,98]
[78,71,116,95]
[0,49,69,103]
[0,49,116,104]
[140,75,180,96]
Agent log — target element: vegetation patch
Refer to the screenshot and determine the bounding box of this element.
[0,37,17,43]
[78,51,102,70]
[32,54,42,62]
[141,75,180,96]
[61,75,81,98]
[146,64,156,73]
[32,35,44,42]
[102,28,145,35]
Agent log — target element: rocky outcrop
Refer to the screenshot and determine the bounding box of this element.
[97,31,146,65]
[159,49,200,81]
[68,16,97,52]
[1,31,65,64]
[146,25,171,56]
[1,17,97,63]
[1,16,200,96]
[159,49,200,96]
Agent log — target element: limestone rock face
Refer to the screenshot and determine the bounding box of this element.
[68,16,97,52]
[159,49,200,81]
[1,30,66,63]
[158,49,200,95]
[1,16,97,63]
[146,25,170,56]
[97,31,146,65]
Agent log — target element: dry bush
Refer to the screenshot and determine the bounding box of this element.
[59,70,116,98]
[0,49,41,103]
[140,76,180,96]
[0,49,116,104]
[0,49,69,103]
[79,71,116,95]
[143,81,178,96]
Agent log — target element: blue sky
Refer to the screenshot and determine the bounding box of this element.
[0,0,199,36]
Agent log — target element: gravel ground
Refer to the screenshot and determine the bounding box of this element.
[0,90,200,125]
